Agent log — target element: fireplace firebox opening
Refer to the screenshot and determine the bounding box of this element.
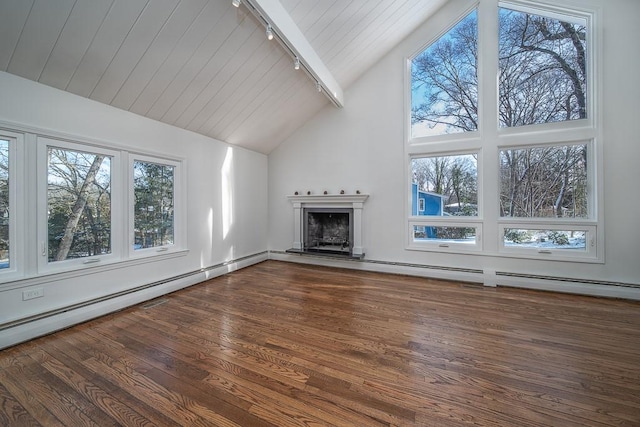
[303,208,353,256]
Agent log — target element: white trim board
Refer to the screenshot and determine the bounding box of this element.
[269,251,640,301]
[0,252,268,350]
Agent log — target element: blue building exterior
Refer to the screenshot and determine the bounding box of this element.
[411,183,444,238]
[411,182,444,239]
[411,183,444,216]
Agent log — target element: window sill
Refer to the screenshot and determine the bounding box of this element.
[0,249,190,292]
[405,244,603,264]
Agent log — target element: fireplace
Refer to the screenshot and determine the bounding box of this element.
[304,208,353,255]
[287,193,368,258]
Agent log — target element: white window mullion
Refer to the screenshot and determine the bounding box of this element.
[23,133,38,276]
[478,0,501,254]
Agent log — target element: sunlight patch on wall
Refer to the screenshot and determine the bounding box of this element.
[201,207,214,268]
[221,147,234,240]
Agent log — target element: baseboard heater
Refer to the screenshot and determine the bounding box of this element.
[270,250,483,275]
[272,250,640,290]
[0,252,268,332]
[496,271,640,289]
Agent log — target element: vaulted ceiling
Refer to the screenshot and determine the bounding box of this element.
[0,0,446,154]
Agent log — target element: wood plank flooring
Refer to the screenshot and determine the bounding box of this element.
[1,260,639,426]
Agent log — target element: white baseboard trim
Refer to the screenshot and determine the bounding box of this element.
[496,272,640,300]
[269,251,484,284]
[0,252,268,350]
[269,251,640,301]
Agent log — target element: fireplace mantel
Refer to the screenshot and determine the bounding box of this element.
[287,194,369,205]
[288,194,369,258]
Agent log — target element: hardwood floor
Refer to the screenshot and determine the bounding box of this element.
[1,260,639,426]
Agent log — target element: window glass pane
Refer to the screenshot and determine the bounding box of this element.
[413,225,477,244]
[0,139,8,269]
[499,7,587,127]
[411,154,478,217]
[504,228,586,250]
[411,10,478,137]
[133,161,174,250]
[499,144,587,218]
[48,147,112,262]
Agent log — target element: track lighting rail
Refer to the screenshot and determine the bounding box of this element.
[233,0,344,108]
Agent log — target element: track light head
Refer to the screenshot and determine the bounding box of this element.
[266,25,273,41]
[294,57,300,70]
[232,0,240,7]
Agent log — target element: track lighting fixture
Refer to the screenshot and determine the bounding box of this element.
[231,0,342,106]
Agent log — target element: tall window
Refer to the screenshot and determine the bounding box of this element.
[47,146,112,262]
[499,144,588,219]
[496,3,594,259]
[0,130,23,278]
[412,154,478,217]
[499,142,591,254]
[411,10,478,138]
[407,1,598,261]
[133,159,175,250]
[499,6,587,127]
[410,153,480,249]
[0,139,9,270]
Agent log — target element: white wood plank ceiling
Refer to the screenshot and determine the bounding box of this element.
[0,0,446,154]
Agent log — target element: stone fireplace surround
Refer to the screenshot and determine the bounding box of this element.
[287,194,369,258]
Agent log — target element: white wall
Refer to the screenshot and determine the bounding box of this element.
[268,0,640,298]
[0,71,268,348]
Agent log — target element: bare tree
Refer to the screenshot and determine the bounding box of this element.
[47,148,111,261]
[500,145,587,218]
[412,11,478,134]
[412,7,587,218]
[0,141,9,261]
[499,10,587,126]
[412,154,478,214]
[54,154,105,261]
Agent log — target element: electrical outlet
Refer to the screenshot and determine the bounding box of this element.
[22,288,44,301]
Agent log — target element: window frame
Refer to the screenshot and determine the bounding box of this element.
[407,149,483,254]
[36,136,123,274]
[0,130,25,280]
[498,221,597,260]
[408,219,484,253]
[405,0,602,263]
[498,140,592,220]
[0,124,190,288]
[127,153,185,260]
[497,2,591,130]
[496,136,601,261]
[410,150,481,218]
[409,8,479,140]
